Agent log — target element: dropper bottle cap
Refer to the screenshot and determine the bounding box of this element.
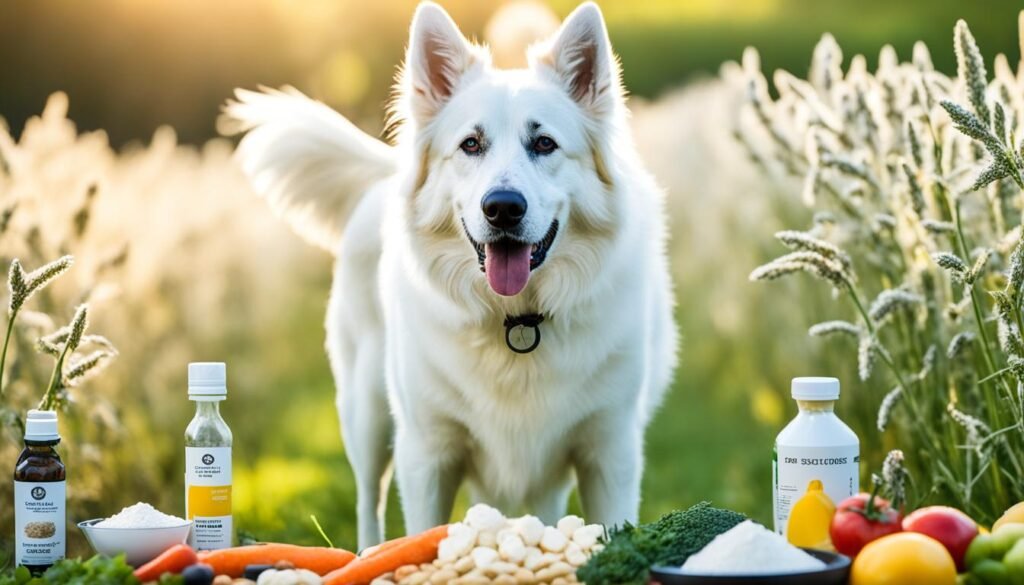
[25,409,60,442]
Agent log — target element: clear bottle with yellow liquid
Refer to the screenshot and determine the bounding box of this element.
[773,377,858,548]
[185,362,233,550]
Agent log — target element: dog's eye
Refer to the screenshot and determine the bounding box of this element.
[532,135,558,155]
[460,137,482,155]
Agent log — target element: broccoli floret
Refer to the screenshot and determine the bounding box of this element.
[577,502,746,584]
[646,502,747,566]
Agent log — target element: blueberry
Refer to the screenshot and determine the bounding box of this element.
[243,564,275,580]
[181,563,215,585]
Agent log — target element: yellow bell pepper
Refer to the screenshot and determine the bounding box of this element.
[787,479,836,550]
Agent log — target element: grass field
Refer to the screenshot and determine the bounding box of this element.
[2,0,1023,560]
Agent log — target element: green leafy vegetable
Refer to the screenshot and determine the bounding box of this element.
[0,555,140,585]
[577,502,746,585]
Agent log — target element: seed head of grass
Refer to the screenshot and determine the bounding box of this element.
[966,248,993,283]
[775,230,852,270]
[809,320,861,338]
[1008,355,1024,382]
[63,349,116,387]
[66,305,89,353]
[946,331,976,359]
[948,403,991,456]
[859,335,879,381]
[918,345,937,378]
[881,450,909,508]
[7,256,75,316]
[751,251,851,288]
[1008,238,1024,294]
[922,220,956,235]
[877,387,903,432]
[869,289,922,323]
[902,163,926,216]
[932,252,968,278]
[953,20,991,128]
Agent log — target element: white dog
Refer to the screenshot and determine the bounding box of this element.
[226,1,677,548]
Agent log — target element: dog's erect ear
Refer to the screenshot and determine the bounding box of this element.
[406,2,477,124]
[533,2,621,116]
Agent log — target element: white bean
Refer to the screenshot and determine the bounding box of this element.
[513,568,536,583]
[499,534,527,563]
[556,516,584,538]
[453,555,476,574]
[465,504,507,532]
[540,526,568,553]
[429,569,458,584]
[486,561,520,575]
[476,530,497,548]
[535,561,573,582]
[514,516,546,546]
[522,547,545,570]
[447,522,479,542]
[571,525,604,550]
[471,546,499,569]
[394,565,419,580]
[564,542,587,567]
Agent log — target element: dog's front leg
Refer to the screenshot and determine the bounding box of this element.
[574,412,643,527]
[394,426,464,534]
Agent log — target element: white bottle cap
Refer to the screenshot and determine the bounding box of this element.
[792,377,840,401]
[25,409,60,442]
[189,362,227,399]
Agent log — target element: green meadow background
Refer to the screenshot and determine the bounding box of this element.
[1,0,1022,557]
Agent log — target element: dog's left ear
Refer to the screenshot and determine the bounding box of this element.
[405,2,481,126]
[533,2,622,116]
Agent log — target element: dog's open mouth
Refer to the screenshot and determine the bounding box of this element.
[463,220,559,296]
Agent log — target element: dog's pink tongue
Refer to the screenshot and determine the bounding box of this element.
[485,242,532,296]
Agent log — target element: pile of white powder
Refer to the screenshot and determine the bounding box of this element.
[94,502,187,528]
[682,520,826,575]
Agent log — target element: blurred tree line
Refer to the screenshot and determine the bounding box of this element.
[0,0,1021,147]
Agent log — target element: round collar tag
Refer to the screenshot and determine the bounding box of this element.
[504,314,545,354]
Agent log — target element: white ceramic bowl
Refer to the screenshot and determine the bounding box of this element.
[78,519,192,566]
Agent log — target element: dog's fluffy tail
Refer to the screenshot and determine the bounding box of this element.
[223,87,396,252]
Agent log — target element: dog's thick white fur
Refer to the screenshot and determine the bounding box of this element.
[226,2,677,549]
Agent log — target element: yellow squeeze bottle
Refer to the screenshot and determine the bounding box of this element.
[184,362,233,550]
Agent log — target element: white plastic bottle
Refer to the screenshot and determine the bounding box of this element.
[185,362,233,550]
[773,377,859,538]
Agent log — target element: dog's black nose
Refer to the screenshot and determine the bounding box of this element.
[482,190,527,230]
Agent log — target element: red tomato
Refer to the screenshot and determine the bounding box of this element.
[902,506,979,571]
[830,493,904,557]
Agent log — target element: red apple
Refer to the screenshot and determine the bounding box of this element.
[902,506,979,571]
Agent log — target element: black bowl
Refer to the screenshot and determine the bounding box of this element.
[649,549,851,585]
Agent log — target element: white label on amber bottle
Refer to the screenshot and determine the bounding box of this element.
[14,480,66,568]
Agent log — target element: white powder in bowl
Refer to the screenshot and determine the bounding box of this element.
[682,520,826,575]
[95,502,187,528]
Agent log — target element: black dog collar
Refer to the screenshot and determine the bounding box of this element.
[504,313,545,354]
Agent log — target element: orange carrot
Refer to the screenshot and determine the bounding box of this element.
[133,544,199,582]
[357,532,417,558]
[323,525,449,585]
[197,544,356,577]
